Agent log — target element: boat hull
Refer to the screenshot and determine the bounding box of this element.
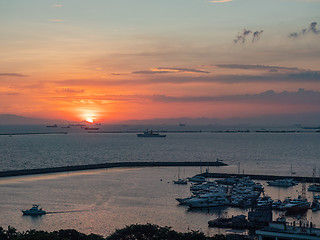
[22,210,46,215]
[137,134,166,137]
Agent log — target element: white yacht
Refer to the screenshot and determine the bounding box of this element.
[267,178,297,187]
[186,195,230,208]
[187,175,206,183]
[173,179,188,185]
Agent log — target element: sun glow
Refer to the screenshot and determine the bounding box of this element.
[86,118,94,123]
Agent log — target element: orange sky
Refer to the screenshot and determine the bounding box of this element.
[1,0,320,123]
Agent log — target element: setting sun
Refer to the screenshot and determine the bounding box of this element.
[86,118,94,123]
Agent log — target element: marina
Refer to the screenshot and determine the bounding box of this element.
[1,129,320,238]
[2,166,320,238]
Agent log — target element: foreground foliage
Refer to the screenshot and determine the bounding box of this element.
[0,224,239,240]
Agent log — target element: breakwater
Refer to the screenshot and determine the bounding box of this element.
[0,161,226,178]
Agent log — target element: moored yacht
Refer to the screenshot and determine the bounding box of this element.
[186,194,230,208]
[267,178,297,187]
[187,175,206,183]
[283,197,309,213]
[173,178,188,185]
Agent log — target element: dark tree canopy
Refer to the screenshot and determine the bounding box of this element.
[0,224,239,240]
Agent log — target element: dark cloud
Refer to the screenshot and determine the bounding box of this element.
[288,71,320,81]
[132,71,171,74]
[0,92,20,95]
[150,89,320,105]
[215,64,299,72]
[50,89,320,108]
[252,30,264,42]
[54,67,320,88]
[289,22,320,38]
[234,29,263,43]
[149,70,320,84]
[0,73,28,77]
[234,29,252,43]
[55,88,85,94]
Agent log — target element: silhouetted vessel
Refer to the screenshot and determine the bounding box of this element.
[137,130,166,138]
[22,204,46,215]
[46,124,57,128]
[267,178,297,187]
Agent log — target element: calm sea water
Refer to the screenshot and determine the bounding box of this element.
[0,125,319,176]
[0,125,320,236]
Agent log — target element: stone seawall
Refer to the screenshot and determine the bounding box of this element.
[0,161,226,178]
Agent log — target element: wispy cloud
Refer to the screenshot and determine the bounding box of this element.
[52,4,63,7]
[53,65,320,88]
[132,67,210,74]
[55,88,85,94]
[48,19,64,22]
[54,71,320,88]
[214,64,299,72]
[132,70,170,75]
[0,73,28,77]
[210,0,232,3]
[0,91,20,95]
[158,67,210,73]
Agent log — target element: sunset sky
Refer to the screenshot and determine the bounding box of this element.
[1,0,320,123]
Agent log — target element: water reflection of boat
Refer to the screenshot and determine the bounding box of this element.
[137,130,166,138]
[22,204,46,215]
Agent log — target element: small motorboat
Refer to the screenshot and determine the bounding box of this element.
[173,178,188,185]
[187,175,206,183]
[22,204,46,215]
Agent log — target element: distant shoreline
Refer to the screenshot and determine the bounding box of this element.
[0,130,319,136]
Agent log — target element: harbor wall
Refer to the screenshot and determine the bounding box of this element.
[0,161,225,178]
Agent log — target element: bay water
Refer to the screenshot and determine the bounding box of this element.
[0,125,320,236]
